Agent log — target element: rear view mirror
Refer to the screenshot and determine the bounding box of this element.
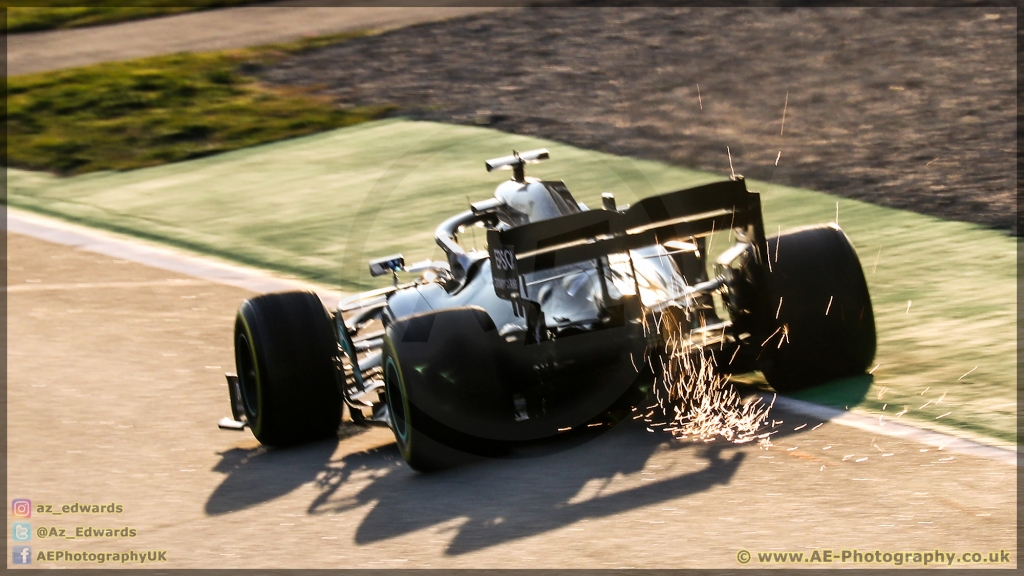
[369,254,405,277]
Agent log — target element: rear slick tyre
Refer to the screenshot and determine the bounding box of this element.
[382,334,468,472]
[755,224,876,393]
[234,291,342,447]
[382,336,458,471]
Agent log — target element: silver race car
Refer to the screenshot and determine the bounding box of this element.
[220,149,875,470]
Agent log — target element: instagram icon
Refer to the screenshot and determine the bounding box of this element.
[11,499,31,518]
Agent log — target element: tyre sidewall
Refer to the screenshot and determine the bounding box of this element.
[382,332,476,471]
[382,334,414,460]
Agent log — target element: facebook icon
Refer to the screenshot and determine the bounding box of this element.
[13,546,31,565]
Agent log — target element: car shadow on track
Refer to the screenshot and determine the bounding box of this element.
[315,418,744,555]
[204,439,340,516]
[204,375,870,554]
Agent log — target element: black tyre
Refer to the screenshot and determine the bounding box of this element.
[234,291,342,447]
[381,333,472,472]
[754,224,876,392]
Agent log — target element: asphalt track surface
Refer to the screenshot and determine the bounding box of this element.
[5,2,506,77]
[5,227,1017,569]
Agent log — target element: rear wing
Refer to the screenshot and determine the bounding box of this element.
[486,178,766,300]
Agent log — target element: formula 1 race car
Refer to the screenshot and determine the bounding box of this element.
[219,149,875,470]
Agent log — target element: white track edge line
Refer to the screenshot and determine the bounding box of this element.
[7,207,345,304]
[771,395,1018,466]
[8,207,1018,464]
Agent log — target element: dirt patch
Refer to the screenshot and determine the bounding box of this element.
[258,7,1017,235]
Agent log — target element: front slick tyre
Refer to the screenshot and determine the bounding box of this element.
[234,291,341,448]
[756,224,876,393]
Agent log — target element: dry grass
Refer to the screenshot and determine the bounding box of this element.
[5,32,393,175]
[5,2,258,34]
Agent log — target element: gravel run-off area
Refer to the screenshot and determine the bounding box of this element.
[258,7,1017,235]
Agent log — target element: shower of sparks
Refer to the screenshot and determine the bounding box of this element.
[775,297,783,319]
[780,91,789,135]
[906,300,912,313]
[793,423,807,431]
[811,423,823,430]
[728,345,741,365]
[869,364,881,374]
[727,146,736,179]
[775,225,781,262]
[835,202,840,225]
[706,220,717,260]
[825,296,833,316]
[643,310,774,444]
[920,386,930,395]
[872,247,882,273]
[775,151,781,166]
[697,83,703,110]
[936,412,952,419]
[776,325,790,348]
[761,325,783,347]
[957,366,978,380]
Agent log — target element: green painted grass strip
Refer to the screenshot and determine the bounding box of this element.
[7,118,1016,444]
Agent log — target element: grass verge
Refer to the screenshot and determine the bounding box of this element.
[6,119,1016,445]
[4,2,259,34]
[5,31,394,175]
